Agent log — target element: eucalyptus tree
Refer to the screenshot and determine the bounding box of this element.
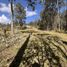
[56,0,64,31]
[36,0,58,30]
[37,0,64,30]
[26,0,55,30]
[8,0,65,31]
[63,9,67,31]
[65,10,67,31]
[9,0,15,34]
[14,3,26,29]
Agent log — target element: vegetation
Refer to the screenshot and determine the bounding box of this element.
[0,0,67,67]
[14,3,26,29]
[28,0,67,32]
[9,0,15,34]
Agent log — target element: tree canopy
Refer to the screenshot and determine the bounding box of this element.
[14,3,26,28]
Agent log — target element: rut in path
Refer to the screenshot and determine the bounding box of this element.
[20,34,67,67]
[37,35,67,67]
[9,34,31,67]
[9,34,67,67]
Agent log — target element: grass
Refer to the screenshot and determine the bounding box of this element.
[0,27,67,42]
[44,31,67,42]
[0,27,67,67]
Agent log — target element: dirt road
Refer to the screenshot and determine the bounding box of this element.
[0,30,67,67]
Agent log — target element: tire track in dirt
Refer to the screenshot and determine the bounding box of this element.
[9,34,31,67]
[1,33,66,67]
[37,35,67,67]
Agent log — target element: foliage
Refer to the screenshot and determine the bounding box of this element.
[14,3,26,28]
[8,0,67,32]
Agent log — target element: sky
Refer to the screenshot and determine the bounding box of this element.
[0,0,67,24]
[0,0,43,24]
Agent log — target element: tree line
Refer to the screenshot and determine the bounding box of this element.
[1,0,67,35]
[28,0,67,32]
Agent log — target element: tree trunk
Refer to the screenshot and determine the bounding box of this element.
[11,15,14,35]
[10,0,14,35]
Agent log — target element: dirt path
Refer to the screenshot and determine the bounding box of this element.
[0,33,30,67]
[0,30,67,67]
[18,34,67,67]
[9,34,31,67]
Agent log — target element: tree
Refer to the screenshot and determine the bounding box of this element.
[27,0,65,31]
[9,0,15,35]
[8,0,65,31]
[27,0,57,30]
[39,0,58,30]
[62,9,67,31]
[65,10,67,31]
[56,0,64,31]
[15,3,26,29]
[40,0,65,30]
